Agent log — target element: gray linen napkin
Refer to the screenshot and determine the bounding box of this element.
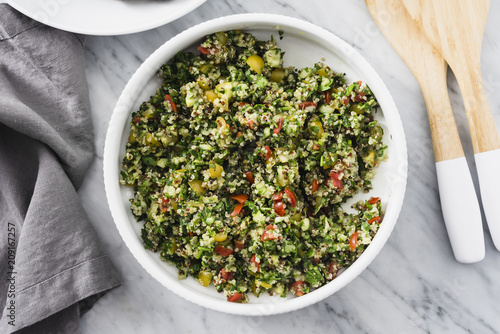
[0,4,121,333]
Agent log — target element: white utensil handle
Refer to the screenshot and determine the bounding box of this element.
[436,157,485,263]
[475,149,500,251]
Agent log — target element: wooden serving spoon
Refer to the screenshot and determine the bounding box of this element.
[365,0,484,262]
[402,0,500,251]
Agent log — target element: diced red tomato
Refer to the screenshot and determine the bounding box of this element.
[284,188,296,207]
[350,231,360,251]
[198,46,210,54]
[133,116,141,124]
[234,241,245,252]
[221,268,233,281]
[290,281,306,296]
[325,90,332,104]
[214,245,234,257]
[357,80,363,86]
[230,194,249,204]
[368,216,381,225]
[332,178,343,190]
[368,197,380,205]
[159,197,169,212]
[227,292,243,302]
[328,170,343,190]
[328,261,337,277]
[230,203,244,217]
[236,131,243,138]
[263,146,272,160]
[272,191,284,201]
[298,101,317,110]
[342,97,350,105]
[164,94,177,112]
[250,254,260,272]
[354,91,366,102]
[245,172,254,185]
[261,224,278,241]
[199,46,219,55]
[273,118,284,134]
[248,120,255,128]
[274,200,286,216]
[311,179,319,194]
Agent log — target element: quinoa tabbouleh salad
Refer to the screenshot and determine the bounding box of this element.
[120,30,387,303]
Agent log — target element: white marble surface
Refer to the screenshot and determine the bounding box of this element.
[78,0,500,333]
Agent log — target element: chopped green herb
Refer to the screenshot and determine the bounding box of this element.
[120,30,387,303]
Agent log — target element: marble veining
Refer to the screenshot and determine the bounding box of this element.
[78,0,500,332]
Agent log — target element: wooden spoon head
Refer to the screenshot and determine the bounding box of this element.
[402,0,500,154]
[401,0,490,64]
[365,0,446,81]
[365,0,465,162]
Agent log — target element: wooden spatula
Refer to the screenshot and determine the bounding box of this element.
[402,0,500,251]
[365,0,484,262]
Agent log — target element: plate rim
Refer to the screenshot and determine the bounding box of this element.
[6,0,207,36]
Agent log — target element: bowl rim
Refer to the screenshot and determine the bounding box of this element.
[103,13,408,316]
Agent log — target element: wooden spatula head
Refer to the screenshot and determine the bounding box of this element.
[401,0,490,67]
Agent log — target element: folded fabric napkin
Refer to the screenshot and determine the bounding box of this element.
[0,5,121,333]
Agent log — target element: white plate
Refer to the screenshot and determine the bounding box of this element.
[104,13,408,315]
[6,0,206,35]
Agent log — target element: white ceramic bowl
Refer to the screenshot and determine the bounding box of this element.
[104,13,407,316]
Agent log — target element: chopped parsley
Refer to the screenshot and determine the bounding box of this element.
[121,30,387,303]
